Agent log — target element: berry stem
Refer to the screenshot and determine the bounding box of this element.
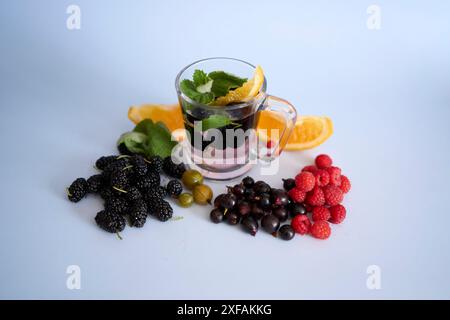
[112,186,128,193]
[65,188,72,197]
[117,155,131,160]
[116,232,123,240]
[122,165,133,171]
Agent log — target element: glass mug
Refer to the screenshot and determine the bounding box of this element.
[175,57,297,180]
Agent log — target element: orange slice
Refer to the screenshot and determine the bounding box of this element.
[128,104,184,132]
[257,112,333,151]
[213,66,264,106]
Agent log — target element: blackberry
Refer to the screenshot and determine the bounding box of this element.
[95,155,117,171]
[163,157,186,178]
[131,155,147,176]
[128,200,148,228]
[155,200,173,222]
[125,186,142,202]
[166,180,183,197]
[105,197,129,215]
[67,178,88,202]
[95,210,126,233]
[110,170,129,190]
[87,174,104,193]
[146,156,163,173]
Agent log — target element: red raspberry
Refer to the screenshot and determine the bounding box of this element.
[323,185,344,206]
[305,187,325,206]
[325,166,342,186]
[288,187,306,203]
[329,204,346,224]
[311,221,331,239]
[315,154,332,169]
[314,170,330,187]
[312,206,331,222]
[302,165,318,174]
[291,214,311,235]
[294,171,315,192]
[340,175,351,193]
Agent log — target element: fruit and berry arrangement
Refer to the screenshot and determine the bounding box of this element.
[66,63,350,241]
[209,154,351,240]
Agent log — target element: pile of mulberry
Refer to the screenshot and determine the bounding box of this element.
[67,154,181,237]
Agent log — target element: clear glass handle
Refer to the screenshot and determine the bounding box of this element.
[256,95,297,161]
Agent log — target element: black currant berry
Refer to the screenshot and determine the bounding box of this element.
[241,216,258,236]
[242,176,255,188]
[253,181,271,195]
[272,207,289,222]
[214,194,227,208]
[250,203,265,220]
[244,188,257,202]
[237,201,251,216]
[282,178,296,191]
[210,208,224,223]
[288,203,307,217]
[278,225,295,240]
[258,193,271,208]
[270,189,289,207]
[226,211,240,225]
[261,214,280,234]
[230,184,245,197]
[220,193,237,209]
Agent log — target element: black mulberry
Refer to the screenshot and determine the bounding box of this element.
[166,180,183,197]
[129,200,148,228]
[136,172,160,190]
[125,186,142,202]
[146,156,163,173]
[105,197,128,215]
[103,157,130,176]
[67,178,88,202]
[99,187,114,200]
[163,157,186,178]
[155,200,173,222]
[87,174,104,193]
[95,210,126,233]
[154,186,167,198]
[95,155,117,170]
[131,155,147,176]
[110,170,129,190]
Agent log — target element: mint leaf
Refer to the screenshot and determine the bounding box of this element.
[117,131,147,154]
[208,71,247,97]
[143,121,177,158]
[133,119,154,136]
[201,114,234,131]
[180,79,214,104]
[131,119,177,158]
[193,70,210,87]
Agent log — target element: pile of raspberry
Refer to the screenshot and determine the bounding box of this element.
[287,154,351,240]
